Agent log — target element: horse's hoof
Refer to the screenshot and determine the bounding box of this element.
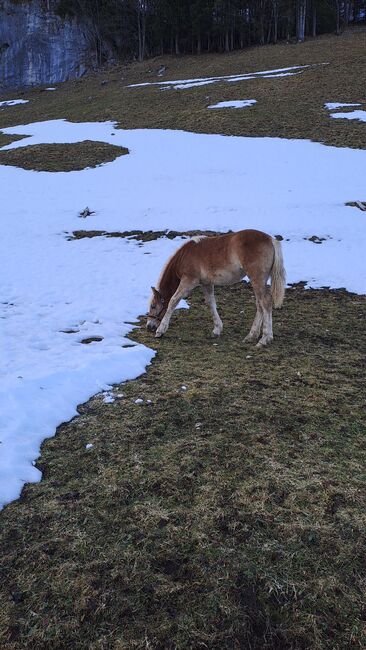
[256,336,273,348]
[244,334,256,343]
[155,330,164,338]
[212,329,222,337]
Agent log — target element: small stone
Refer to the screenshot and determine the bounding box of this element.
[181,385,187,391]
[134,398,144,404]
[85,443,93,450]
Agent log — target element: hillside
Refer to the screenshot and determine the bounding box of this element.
[0,30,365,650]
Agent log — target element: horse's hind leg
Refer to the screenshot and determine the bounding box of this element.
[256,287,273,347]
[202,284,223,336]
[244,295,263,343]
[245,276,273,347]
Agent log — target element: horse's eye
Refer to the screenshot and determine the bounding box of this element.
[152,302,156,309]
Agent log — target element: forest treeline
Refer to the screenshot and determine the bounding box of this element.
[56,0,366,63]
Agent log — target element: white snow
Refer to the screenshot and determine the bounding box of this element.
[330,110,366,123]
[208,99,257,109]
[103,392,115,403]
[128,65,310,90]
[0,99,29,107]
[45,88,57,91]
[324,102,361,110]
[324,102,366,122]
[173,80,218,90]
[1,118,366,508]
[262,72,302,78]
[85,443,93,450]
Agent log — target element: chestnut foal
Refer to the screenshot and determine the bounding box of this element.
[147,229,285,347]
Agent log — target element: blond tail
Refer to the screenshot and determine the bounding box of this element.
[271,238,286,308]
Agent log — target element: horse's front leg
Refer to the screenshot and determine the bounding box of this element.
[155,279,196,338]
[202,284,223,336]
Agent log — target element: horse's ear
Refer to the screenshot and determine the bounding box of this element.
[151,286,160,297]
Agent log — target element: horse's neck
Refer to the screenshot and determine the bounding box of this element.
[159,260,180,303]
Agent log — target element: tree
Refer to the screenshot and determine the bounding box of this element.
[55,0,366,62]
[296,0,307,41]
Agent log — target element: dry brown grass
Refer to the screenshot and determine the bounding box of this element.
[69,229,223,242]
[0,141,128,172]
[0,285,365,649]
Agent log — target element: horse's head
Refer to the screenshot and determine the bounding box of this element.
[147,286,166,332]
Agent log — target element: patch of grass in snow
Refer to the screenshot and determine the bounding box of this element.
[0,285,365,649]
[69,230,333,245]
[0,31,365,151]
[0,133,27,148]
[69,228,223,241]
[0,141,128,172]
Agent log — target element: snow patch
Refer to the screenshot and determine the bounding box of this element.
[0,99,29,107]
[330,110,366,123]
[208,99,257,109]
[128,65,311,90]
[325,102,361,110]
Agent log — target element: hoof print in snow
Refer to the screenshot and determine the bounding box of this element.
[80,336,103,344]
[60,328,79,334]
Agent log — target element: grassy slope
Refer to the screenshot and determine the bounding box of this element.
[0,31,366,649]
[0,30,365,158]
[1,287,365,649]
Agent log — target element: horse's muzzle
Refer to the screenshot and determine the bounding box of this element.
[146,318,158,332]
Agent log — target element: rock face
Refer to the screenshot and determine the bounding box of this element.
[0,0,99,90]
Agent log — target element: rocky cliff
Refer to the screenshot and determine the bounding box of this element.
[0,0,99,90]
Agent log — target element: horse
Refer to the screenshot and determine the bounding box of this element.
[147,229,285,347]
